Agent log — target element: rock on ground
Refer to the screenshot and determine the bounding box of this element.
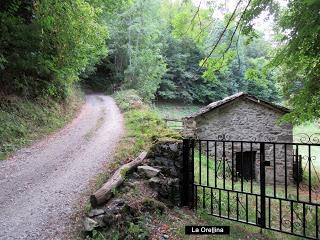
[83,218,98,232]
[137,165,160,178]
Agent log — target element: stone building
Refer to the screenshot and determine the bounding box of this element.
[183,92,294,184]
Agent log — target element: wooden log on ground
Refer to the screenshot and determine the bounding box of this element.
[90,151,148,207]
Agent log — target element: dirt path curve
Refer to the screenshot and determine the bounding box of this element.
[0,94,124,240]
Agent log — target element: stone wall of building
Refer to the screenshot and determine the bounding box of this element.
[186,98,294,184]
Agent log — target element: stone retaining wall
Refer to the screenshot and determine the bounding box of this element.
[147,139,184,205]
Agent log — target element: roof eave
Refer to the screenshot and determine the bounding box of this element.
[184,93,290,119]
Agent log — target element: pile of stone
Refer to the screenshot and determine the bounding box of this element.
[84,140,183,235]
[84,199,136,232]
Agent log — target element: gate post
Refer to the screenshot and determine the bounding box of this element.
[259,142,266,227]
[182,139,194,208]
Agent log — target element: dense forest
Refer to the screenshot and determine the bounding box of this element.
[0,0,319,124]
[85,0,280,103]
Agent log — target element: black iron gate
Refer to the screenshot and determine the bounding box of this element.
[182,136,320,239]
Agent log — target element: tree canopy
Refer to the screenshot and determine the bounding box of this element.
[1,0,319,124]
[0,0,110,99]
[199,0,320,124]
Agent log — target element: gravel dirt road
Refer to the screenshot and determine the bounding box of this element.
[0,94,124,240]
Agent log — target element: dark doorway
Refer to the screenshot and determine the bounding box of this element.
[235,151,256,180]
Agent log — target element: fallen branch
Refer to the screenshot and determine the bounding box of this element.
[90,151,148,207]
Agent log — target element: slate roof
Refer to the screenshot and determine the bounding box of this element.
[185,92,290,119]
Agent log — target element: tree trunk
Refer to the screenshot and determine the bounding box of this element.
[90,151,147,207]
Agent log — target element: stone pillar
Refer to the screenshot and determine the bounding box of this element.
[147,139,184,206]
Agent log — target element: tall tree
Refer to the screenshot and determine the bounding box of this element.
[157,1,280,104]
[273,0,320,124]
[201,0,320,123]
[0,0,109,99]
[86,0,167,100]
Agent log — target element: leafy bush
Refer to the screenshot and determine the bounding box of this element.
[113,90,180,161]
[113,90,144,112]
[0,0,108,99]
[125,109,173,150]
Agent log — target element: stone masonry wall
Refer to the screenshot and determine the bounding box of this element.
[191,98,294,184]
[147,140,184,205]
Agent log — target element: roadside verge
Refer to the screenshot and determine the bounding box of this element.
[0,86,84,160]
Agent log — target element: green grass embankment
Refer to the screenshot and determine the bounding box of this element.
[0,87,84,160]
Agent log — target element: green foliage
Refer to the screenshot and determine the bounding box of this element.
[2,0,317,124]
[115,90,178,144]
[201,27,281,103]
[97,215,150,240]
[227,0,320,123]
[86,0,167,100]
[171,1,211,47]
[273,1,320,124]
[0,86,83,159]
[126,221,149,240]
[113,90,180,161]
[36,0,108,98]
[91,230,106,240]
[153,102,201,120]
[157,37,214,103]
[158,3,230,104]
[82,0,282,105]
[0,0,108,99]
[244,68,260,82]
[113,89,143,112]
[124,49,166,100]
[201,50,236,81]
[126,110,165,143]
[157,2,280,104]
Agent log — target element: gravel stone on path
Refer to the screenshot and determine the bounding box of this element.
[0,94,124,240]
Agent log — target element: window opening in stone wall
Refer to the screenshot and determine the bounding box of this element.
[235,151,256,180]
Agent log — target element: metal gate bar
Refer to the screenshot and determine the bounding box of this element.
[182,137,320,239]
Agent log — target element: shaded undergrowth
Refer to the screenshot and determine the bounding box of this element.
[0,87,84,160]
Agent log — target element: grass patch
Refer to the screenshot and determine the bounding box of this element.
[294,122,320,170]
[153,101,202,120]
[90,90,181,191]
[139,204,278,240]
[94,172,109,190]
[0,86,84,160]
[113,90,181,159]
[152,101,202,131]
[294,121,319,138]
[193,150,318,240]
[292,122,320,187]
